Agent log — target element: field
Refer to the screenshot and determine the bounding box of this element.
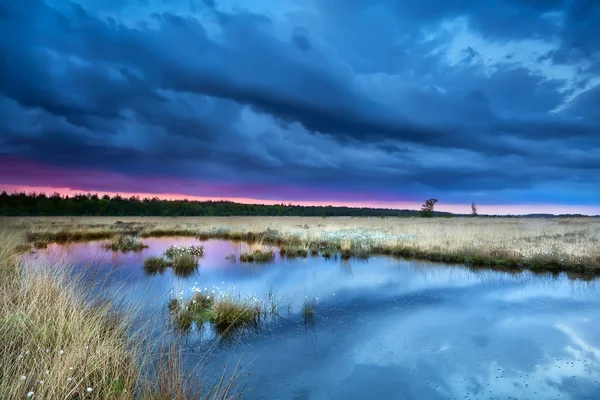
[2,216,599,397]
[0,223,243,399]
[4,216,600,273]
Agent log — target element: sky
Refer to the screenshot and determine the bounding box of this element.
[0,0,599,215]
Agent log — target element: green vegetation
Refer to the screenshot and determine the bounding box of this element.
[321,247,336,259]
[171,254,198,276]
[102,235,148,251]
[0,227,243,398]
[279,245,309,258]
[32,241,48,249]
[239,250,275,263]
[143,256,170,275]
[419,198,438,218]
[143,245,204,277]
[165,244,204,258]
[211,297,262,333]
[168,293,271,335]
[302,298,316,325]
[12,216,600,274]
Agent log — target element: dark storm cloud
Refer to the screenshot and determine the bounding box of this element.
[0,0,598,205]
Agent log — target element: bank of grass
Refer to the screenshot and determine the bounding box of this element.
[0,229,139,398]
[7,216,600,274]
[0,228,241,399]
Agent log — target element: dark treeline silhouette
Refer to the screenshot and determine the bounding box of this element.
[0,192,595,218]
[0,192,430,217]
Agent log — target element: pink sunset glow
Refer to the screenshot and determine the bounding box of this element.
[2,184,598,216]
[2,157,598,216]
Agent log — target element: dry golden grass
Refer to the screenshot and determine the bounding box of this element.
[0,225,244,399]
[3,216,600,271]
[0,228,139,399]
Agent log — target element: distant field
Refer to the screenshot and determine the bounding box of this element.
[5,216,600,273]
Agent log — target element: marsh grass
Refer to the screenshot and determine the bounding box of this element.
[103,235,148,252]
[279,245,309,258]
[169,291,279,336]
[11,216,600,273]
[33,241,48,249]
[0,230,139,399]
[211,298,262,333]
[144,245,204,277]
[165,245,204,258]
[0,228,243,399]
[321,247,337,259]
[13,243,33,254]
[171,254,198,276]
[239,250,274,263]
[302,298,316,326]
[142,341,246,400]
[143,256,170,275]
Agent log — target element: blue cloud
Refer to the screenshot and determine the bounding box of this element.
[0,0,598,205]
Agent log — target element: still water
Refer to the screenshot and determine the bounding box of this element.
[32,238,600,399]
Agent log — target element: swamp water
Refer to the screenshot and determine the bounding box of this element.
[30,238,600,399]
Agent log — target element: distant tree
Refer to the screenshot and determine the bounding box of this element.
[471,202,477,216]
[420,198,438,217]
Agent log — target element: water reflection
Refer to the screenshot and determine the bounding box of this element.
[28,238,600,400]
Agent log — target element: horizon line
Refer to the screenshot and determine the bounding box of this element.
[2,186,598,216]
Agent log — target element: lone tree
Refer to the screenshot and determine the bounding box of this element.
[420,198,438,217]
[471,202,477,216]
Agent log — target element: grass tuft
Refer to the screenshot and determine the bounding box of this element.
[0,229,140,398]
[302,298,316,326]
[168,291,277,336]
[171,254,198,277]
[1,226,245,398]
[143,256,170,275]
[279,245,309,258]
[239,250,274,263]
[165,245,204,258]
[102,235,147,252]
[143,245,204,277]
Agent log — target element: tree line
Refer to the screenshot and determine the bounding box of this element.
[0,192,440,217]
[0,192,593,218]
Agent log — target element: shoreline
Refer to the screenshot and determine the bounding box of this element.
[11,216,600,275]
